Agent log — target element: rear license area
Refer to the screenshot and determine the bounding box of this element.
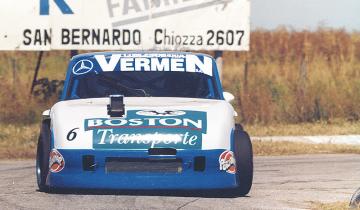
[105,157,183,173]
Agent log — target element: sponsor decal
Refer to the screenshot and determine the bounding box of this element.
[77,54,213,76]
[219,150,236,174]
[72,59,94,75]
[136,110,186,117]
[49,149,65,173]
[84,110,207,149]
[66,128,79,141]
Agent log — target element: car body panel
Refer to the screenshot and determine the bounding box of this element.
[51,97,234,151]
[47,149,238,190]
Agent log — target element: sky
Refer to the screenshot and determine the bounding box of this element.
[251,0,360,31]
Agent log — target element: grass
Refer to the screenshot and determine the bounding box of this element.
[0,123,38,159]
[222,28,360,124]
[311,201,354,210]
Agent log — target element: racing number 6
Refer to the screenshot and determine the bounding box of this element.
[67,128,79,141]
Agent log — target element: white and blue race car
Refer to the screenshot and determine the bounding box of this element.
[36,52,253,195]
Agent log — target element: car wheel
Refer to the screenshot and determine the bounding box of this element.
[36,120,51,192]
[233,128,253,196]
[350,187,360,208]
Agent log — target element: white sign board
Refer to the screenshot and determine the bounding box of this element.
[0,0,250,51]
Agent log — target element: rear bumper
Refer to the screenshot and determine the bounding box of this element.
[47,149,238,190]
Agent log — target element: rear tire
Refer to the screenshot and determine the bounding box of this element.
[233,129,253,196]
[36,120,51,192]
[350,188,360,208]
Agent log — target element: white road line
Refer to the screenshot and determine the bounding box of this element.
[252,135,360,145]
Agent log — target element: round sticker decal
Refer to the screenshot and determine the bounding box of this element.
[219,150,236,174]
[49,149,65,173]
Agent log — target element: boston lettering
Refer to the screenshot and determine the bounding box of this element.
[86,117,203,130]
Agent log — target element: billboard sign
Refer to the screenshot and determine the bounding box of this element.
[0,0,250,51]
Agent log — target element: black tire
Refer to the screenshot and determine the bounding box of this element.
[36,119,51,192]
[233,129,253,196]
[350,188,360,208]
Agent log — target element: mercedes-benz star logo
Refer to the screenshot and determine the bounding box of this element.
[72,59,94,75]
[136,110,186,117]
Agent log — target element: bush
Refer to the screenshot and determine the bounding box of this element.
[222,28,360,124]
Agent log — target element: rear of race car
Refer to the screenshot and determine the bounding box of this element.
[36,52,253,195]
[44,97,240,190]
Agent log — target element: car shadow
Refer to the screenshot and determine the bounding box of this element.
[43,188,249,198]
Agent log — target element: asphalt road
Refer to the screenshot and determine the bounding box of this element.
[1,154,359,210]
